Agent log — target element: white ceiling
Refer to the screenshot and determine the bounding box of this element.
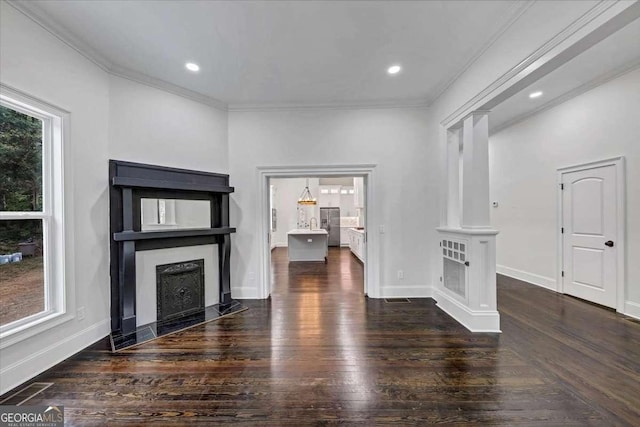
[15,0,525,108]
[490,15,640,134]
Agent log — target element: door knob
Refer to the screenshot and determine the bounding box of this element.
[605,240,614,247]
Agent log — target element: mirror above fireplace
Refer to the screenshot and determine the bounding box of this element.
[141,198,211,231]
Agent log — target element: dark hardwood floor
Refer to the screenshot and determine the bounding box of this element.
[2,247,639,425]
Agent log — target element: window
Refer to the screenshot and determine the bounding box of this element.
[0,88,69,343]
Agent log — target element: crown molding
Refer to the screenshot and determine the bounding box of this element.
[5,0,229,112]
[427,0,535,107]
[6,0,428,114]
[4,0,492,115]
[231,1,534,113]
[11,0,628,117]
[7,0,113,72]
[108,64,228,111]
[490,59,640,135]
[228,99,430,113]
[440,0,640,128]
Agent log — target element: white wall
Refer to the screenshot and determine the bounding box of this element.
[108,75,228,173]
[489,67,640,309]
[228,108,436,299]
[0,2,229,394]
[0,1,110,394]
[270,177,320,247]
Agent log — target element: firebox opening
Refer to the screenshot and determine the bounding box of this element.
[156,259,205,322]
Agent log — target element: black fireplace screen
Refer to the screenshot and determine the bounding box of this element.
[156,259,205,322]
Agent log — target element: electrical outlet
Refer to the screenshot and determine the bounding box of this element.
[397,270,404,280]
[77,306,85,321]
[379,225,385,234]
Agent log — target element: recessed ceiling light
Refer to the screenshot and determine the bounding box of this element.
[185,62,200,72]
[529,91,543,99]
[387,64,402,75]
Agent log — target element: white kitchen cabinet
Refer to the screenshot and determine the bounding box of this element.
[340,227,351,246]
[319,185,340,207]
[353,177,364,207]
[348,228,365,263]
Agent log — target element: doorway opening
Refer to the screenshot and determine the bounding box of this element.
[257,165,378,300]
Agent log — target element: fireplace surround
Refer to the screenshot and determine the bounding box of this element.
[109,160,245,351]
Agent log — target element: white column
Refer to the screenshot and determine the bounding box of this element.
[446,128,461,228]
[435,110,499,333]
[461,111,490,229]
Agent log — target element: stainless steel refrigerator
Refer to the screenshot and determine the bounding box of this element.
[320,207,340,247]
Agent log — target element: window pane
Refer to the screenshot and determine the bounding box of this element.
[0,105,43,212]
[0,219,45,326]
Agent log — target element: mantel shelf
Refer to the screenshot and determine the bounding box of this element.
[113,227,236,242]
[112,176,234,193]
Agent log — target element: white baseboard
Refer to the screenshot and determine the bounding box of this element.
[380,284,433,299]
[434,288,501,333]
[231,286,260,299]
[497,265,557,291]
[624,301,640,320]
[0,319,110,395]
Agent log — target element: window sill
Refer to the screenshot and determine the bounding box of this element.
[0,311,74,349]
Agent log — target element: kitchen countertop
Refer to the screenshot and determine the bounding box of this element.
[350,228,365,234]
[287,229,328,235]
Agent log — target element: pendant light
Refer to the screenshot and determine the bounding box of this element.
[297,178,317,205]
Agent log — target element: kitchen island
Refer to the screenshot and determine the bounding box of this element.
[287,229,328,262]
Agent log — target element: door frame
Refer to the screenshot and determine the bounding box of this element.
[557,156,626,311]
[257,164,378,299]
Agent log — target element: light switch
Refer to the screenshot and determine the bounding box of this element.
[307,238,313,242]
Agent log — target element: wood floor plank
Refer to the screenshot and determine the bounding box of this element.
[1,248,638,425]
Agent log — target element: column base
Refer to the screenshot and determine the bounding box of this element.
[436,227,500,333]
[434,288,501,333]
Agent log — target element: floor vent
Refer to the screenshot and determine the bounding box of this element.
[0,382,53,406]
[384,298,411,303]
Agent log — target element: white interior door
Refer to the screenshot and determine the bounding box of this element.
[562,164,617,308]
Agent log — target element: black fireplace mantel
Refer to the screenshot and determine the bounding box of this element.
[109,160,238,338]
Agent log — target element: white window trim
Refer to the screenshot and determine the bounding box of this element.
[0,85,75,349]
